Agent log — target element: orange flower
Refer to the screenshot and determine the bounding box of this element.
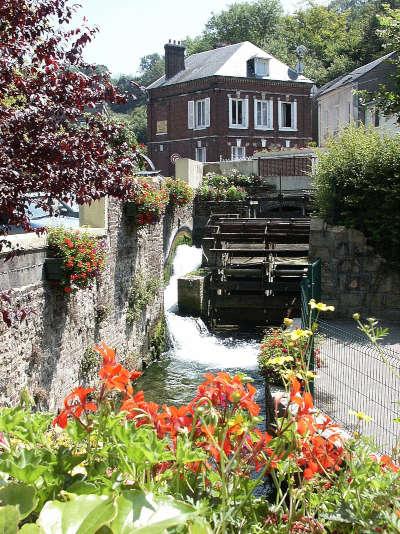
[52,387,97,428]
[94,342,116,365]
[99,363,132,395]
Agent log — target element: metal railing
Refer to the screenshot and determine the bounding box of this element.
[315,320,400,454]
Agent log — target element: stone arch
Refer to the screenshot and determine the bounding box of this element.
[164,225,193,284]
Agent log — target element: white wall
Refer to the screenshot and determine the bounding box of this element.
[175,158,203,188]
[318,84,400,145]
[318,85,355,146]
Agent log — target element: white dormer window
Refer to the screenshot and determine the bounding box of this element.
[254,58,269,77]
[278,100,297,131]
[229,97,249,129]
[254,99,273,130]
[188,98,210,130]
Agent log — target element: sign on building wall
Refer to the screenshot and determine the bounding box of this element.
[156,120,168,135]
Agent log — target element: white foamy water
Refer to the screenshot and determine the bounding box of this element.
[165,245,259,369]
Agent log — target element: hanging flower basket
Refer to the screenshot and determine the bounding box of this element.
[45,228,107,293]
[44,257,64,281]
[125,177,169,226]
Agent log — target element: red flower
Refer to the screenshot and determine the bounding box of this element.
[94,342,116,366]
[52,387,97,428]
[99,363,134,396]
[64,238,74,249]
[64,286,72,293]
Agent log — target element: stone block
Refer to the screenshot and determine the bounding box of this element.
[178,275,205,316]
[310,217,324,232]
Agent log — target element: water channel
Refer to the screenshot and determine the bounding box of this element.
[137,244,267,412]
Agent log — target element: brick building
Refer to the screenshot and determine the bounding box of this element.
[147,41,314,175]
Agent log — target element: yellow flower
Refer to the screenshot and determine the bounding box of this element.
[284,328,313,341]
[349,409,373,423]
[309,299,335,312]
[283,317,293,327]
[352,313,360,321]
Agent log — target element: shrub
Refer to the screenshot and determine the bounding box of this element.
[164,177,194,206]
[196,171,260,201]
[47,228,106,293]
[313,125,400,263]
[225,184,247,201]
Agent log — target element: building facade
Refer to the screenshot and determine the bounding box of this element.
[147,41,314,175]
[316,52,399,146]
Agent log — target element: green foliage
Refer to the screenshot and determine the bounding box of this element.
[185,0,282,54]
[313,125,400,263]
[149,317,168,359]
[196,171,256,201]
[127,273,161,325]
[363,5,400,119]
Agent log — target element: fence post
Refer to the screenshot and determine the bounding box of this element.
[301,259,321,396]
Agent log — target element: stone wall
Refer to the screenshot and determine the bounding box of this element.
[0,200,192,409]
[309,218,400,321]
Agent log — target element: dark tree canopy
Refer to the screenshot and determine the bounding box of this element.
[0,0,140,234]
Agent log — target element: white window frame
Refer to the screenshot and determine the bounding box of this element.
[254,58,269,77]
[278,100,297,131]
[231,146,246,160]
[229,97,249,129]
[195,147,207,162]
[188,98,210,130]
[254,99,273,130]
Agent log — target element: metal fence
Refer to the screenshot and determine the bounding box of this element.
[315,320,400,454]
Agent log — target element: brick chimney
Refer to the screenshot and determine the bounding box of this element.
[164,40,185,79]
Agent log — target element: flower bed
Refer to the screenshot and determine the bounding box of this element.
[165,177,194,206]
[196,171,250,201]
[1,309,399,532]
[46,228,106,293]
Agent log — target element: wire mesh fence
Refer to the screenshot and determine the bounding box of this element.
[315,320,400,454]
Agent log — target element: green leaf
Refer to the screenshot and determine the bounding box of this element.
[36,494,116,534]
[0,483,37,519]
[188,518,214,534]
[0,505,19,534]
[0,450,48,484]
[111,490,196,534]
[19,525,45,534]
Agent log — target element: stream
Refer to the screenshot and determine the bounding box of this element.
[137,244,267,413]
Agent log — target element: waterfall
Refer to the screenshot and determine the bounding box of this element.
[165,244,259,369]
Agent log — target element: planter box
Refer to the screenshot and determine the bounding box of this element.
[124,202,137,219]
[44,257,64,281]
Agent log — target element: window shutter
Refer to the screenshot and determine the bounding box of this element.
[205,97,210,127]
[188,100,194,129]
[268,100,273,128]
[254,100,259,128]
[243,98,249,128]
[228,97,233,128]
[278,100,282,129]
[292,101,297,130]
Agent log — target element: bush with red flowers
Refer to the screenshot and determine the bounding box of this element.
[128,177,169,226]
[165,177,194,206]
[47,228,106,292]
